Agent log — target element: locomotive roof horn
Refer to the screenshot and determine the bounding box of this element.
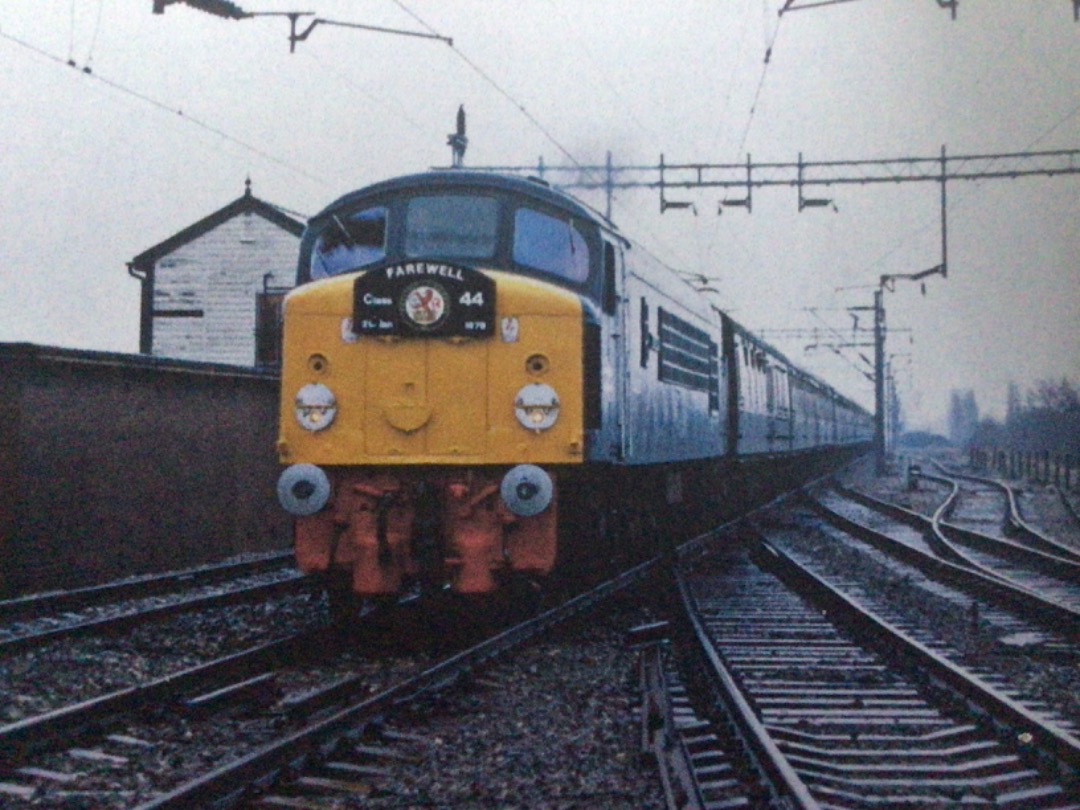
[448,105,468,169]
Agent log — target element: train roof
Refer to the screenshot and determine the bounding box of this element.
[311,170,614,232]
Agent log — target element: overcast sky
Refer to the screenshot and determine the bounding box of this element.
[1,0,1077,431]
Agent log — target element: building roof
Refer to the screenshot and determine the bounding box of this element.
[129,180,306,268]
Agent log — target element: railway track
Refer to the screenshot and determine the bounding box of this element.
[0,574,665,807]
[837,479,1080,603]
[632,619,769,809]
[4,457,1074,808]
[0,631,317,767]
[0,595,450,805]
[0,565,340,804]
[1055,487,1080,531]
[931,463,1080,560]
[1,581,551,803]
[667,531,1080,808]
[754,503,1080,722]
[0,551,296,623]
[128,561,658,809]
[0,559,312,656]
[807,484,1080,640]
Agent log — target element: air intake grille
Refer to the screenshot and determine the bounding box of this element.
[658,308,719,411]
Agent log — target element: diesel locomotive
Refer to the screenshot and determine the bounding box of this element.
[275,170,871,602]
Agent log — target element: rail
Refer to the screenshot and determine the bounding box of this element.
[132,558,660,809]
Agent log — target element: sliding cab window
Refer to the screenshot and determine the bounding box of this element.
[310,206,387,279]
[405,195,499,259]
[512,208,592,283]
[602,242,618,314]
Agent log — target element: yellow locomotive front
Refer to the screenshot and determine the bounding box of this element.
[276,172,595,598]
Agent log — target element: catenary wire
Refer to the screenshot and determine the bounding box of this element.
[387,0,589,174]
[0,27,333,189]
[385,1,710,279]
[67,0,77,63]
[85,0,106,65]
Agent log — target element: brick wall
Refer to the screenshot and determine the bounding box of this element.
[0,345,291,596]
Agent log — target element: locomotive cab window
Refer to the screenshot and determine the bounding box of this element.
[405,195,498,259]
[512,208,592,283]
[310,206,387,279]
[602,242,618,314]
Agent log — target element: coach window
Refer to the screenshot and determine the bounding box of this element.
[512,208,592,283]
[310,206,387,278]
[405,195,498,259]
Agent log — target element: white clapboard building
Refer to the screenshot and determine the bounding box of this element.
[128,181,305,368]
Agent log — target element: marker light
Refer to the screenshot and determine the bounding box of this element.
[514,383,560,432]
[295,383,337,431]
